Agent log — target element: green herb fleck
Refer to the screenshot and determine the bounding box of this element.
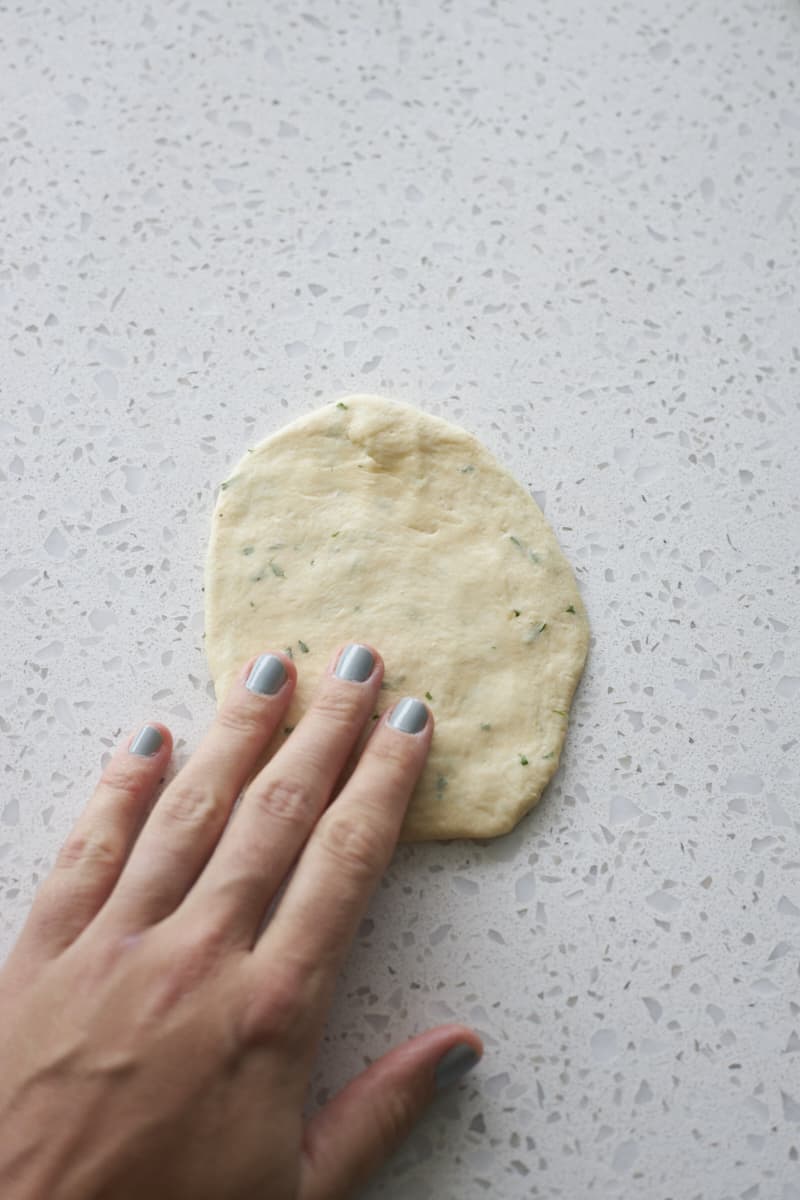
[242,546,254,556]
[436,774,448,794]
[460,464,476,474]
[519,754,529,766]
[331,531,340,538]
[529,550,541,564]
[284,646,294,660]
[537,622,547,634]
[566,605,576,614]
[269,561,285,578]
[480,722,492,732]
[371,712,380,720]
[509,535,523,549]
[298,640,309,654]
[512,609,521,617]
[220,480,230,491]
[552,709,567,717]
[543,751,555,760]
[425,691,433,701]
[336,400,348,410]
[283,724,295,735]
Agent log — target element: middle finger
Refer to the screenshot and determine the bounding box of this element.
[180,643,383,944]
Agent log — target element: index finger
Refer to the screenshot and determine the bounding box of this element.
[252,697,431,1011]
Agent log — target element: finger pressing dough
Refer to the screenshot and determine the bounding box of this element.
[204,395,589,841]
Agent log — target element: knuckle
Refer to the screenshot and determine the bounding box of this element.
[216,700,272,738]
[246,775,315,829]
[56,829,121,873]
[312,683,365,729]
[368,731,418,773]
[317,811,387,881]
[162,782,223,831]
[373,1087,417,1155]
[101,760,152,806]
[240,962,308,1045]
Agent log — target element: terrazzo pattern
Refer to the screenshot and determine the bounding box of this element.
[1,1,798,1196]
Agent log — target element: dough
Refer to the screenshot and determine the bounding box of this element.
[204,395,589,840]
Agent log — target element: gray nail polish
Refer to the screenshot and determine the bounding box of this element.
[130,725,163,757]
[388,697,428,734]
[246,654,287,696]
[435,1043,480,1092]
[334,643,374,682]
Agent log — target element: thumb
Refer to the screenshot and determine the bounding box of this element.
[299,1025,482,1200]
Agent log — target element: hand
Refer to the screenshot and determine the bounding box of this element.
[0,644,481,1200]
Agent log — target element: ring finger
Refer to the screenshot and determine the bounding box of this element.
[98,651,295,932]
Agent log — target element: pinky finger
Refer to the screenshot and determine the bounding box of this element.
[11,722,172,975]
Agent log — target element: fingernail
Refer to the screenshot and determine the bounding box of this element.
[246,654,287,696]
[434,1043,480,1092]
[334,643,375,682]
[130,725,163,757]
[388,697,429,734]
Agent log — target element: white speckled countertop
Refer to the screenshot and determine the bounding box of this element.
[1,1,799,1196]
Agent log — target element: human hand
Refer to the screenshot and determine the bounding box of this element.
[0,644,481,1200]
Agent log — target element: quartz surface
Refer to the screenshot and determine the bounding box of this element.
[1,2,799,1196]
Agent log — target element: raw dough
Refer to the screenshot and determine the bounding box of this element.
[204,395,589,840]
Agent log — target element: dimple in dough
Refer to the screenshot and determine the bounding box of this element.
[204,395,589,841]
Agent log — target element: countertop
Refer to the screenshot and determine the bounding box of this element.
[1,1,799,1196]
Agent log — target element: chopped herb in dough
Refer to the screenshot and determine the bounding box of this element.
[336,400,348,410]
[480,722,492,731]
[566,605,576,614]
[508,533,540,565]
[425,691,433,701]
[269,561,285,577]
[298,639,309,654]
[242,546,254,556]
[519,754,529,766]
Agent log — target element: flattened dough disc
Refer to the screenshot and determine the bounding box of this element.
[205,395,589,840]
